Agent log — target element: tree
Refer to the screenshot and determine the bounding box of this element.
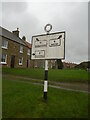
[57,59,63,69]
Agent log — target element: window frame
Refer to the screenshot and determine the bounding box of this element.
[19,57,23,65]
[27,48,30,55]
[20,45,23,53]
[1,54,7,64]
[2,39,8,49]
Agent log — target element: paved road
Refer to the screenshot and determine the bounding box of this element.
[32,82,89,94]
[3,74,89,94]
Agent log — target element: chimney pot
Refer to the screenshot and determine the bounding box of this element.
[12,28,19,37]
[22,36,26,41]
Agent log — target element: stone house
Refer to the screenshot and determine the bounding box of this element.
[22,36,34,68]
[0,26,32,68]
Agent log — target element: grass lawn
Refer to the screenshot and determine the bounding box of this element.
[2,68,89,83]
[2,79,88,118]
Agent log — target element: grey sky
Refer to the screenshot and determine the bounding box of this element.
[0,2,88,64]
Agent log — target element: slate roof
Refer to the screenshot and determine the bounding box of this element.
[23,40,32,49]
[0,26,26,46]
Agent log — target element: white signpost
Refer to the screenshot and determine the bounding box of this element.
[31,24,65,100]
[31,32,65,60]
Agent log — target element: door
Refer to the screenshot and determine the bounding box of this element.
[11,55,15,68]
[27,60,29,68]
[27,60,30,68]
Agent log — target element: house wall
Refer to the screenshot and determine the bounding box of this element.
[0,36,2,69]
[1,36,32,68]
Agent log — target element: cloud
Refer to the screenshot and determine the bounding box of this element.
[2,2,28,14]
[1,2,88,63]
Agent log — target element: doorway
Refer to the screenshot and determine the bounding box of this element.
[27,60,30,68]
[11,55,15,68]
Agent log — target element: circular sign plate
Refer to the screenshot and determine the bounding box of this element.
[44,24,52,33]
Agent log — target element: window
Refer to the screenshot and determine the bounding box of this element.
[2,39,8,49]
[27,49,30,55]
[34,60,37,68]
[19,57,23,65]
[1,54,7,64]
[20,45,23,53]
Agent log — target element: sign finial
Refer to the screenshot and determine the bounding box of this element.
[44,24,52,34]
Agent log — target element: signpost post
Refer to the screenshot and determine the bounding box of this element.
[31,24,65,101]
[44,60,48,100]
[43,24,52,100]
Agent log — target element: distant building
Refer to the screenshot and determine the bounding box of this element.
[75,61,90,69]
[0,26,32,68]
[33,59,57,69]
[63,62,77,68]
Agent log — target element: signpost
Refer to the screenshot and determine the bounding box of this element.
[31,24,65,100]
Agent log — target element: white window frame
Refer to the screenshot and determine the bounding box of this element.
[27,49,30,55]
[19,57,23,65]
[1,54,7,64]
[2,39,8,49]
[20,45,23,53]
[34,60,37,68]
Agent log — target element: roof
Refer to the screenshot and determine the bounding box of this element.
[23,40,32,49]
[0,26,26,46]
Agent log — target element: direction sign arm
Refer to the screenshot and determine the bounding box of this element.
[32,53,35,56]
[58,35,62,39]
[36,38,39,41]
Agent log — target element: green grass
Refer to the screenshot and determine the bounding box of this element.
[2,79,88,118]
[2,68,89,83]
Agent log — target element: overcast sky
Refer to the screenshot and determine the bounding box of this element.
[0,2,88,64]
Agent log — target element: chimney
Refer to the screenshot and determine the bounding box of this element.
[22,36,26,41]
[12,28,19,37]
